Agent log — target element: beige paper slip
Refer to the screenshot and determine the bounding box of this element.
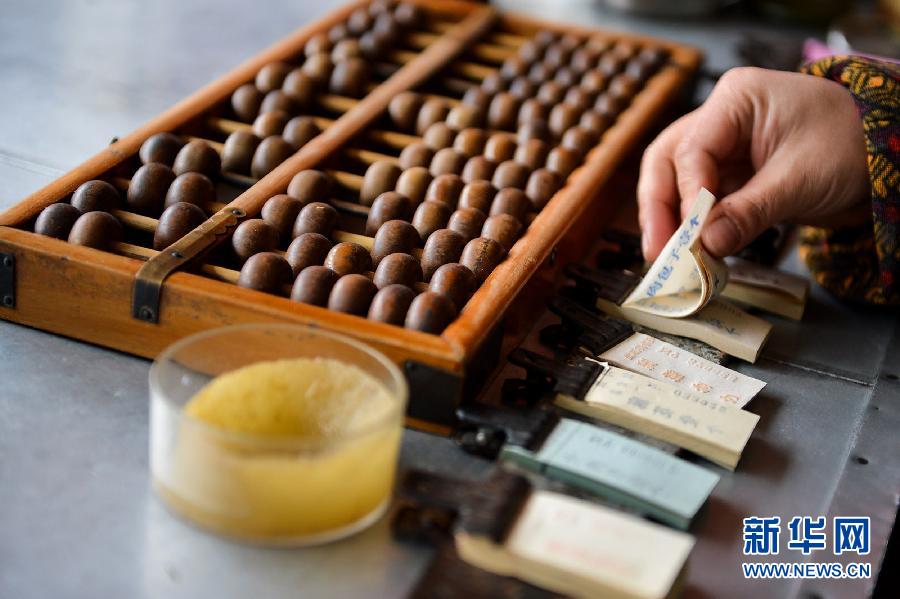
[600,332,766,408]
[555,364,759,469]
[722,257,810,320]
[455,490,694,599]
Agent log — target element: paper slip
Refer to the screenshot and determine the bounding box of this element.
[501,418,720,529]
[600,332,766,408]
[623,188,729,318]
[722,257,810,320]
[456,490,695,599]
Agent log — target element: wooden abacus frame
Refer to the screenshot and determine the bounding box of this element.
[0,0,701,427]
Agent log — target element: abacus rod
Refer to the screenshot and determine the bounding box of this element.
[404,32,514,63]
[210,116,420,151]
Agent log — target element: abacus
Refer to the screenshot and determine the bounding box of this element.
[0,0,701,426]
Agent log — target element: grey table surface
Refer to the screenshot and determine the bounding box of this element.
[1,1,897,598]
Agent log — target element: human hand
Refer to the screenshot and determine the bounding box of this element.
[637,67,871,261]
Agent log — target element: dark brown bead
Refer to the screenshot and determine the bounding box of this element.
[389,91,424,132]
[517,40,544,63]
[581,69,608,94]
[327,23,350,43]
[612,40,640,60]
[517,120,551,144]
[221,130,261,175]
[492,161,530,191]
[231,218,278,263]
[139,133,184,166]
[412,200,452,243]
[446,104,484,131]
[508,77,537,101]
[251,135,295,179]
[586,35,612,54]
[429,148,466,177]
[67,211,122,250]
[560,33,583,51]
[347,7,373,35]
[461,156,497,184]
[549,103,581,138]
[546,146,580,179]
[579,110,612,135]
[330,57,369,97]
[571,47,600,74]
[304,33,332,57]
[404,291,456,334]
[487,92,520,131]
[373,10,401,37]
[328,274,377,316]
[490,187,529,222]
[287,170,332,205]
[255,62,292,93]
[237,252,293,294]
[127,163,175,215]
[71,180,119,213]
[429,263,476,312]
[561,126,596,157]
[514,138,550,171]
[527,62,554,85]
[398,142,434,170]
[420,228,465,281]
[458,180,496,213]
[261,194,304,240]
[324,242,372,276]
[480,73,507,96]
[484,133,517,163]
[366,191,413,236]
[481,213,522,251]
[460,237,505,283]
[231,84,264,122]
[534,30,559,48]
[518,98,549,125]
[598,53,626,78]
[608,73,640,101]
[416,99,450,136]
[447,207,486,241]
[371,220,419,266]
[525,168,560,210]
[368,284,416,325]
[638,46,668,68]
[500,56,530,80]
[422,122,456,150]
[360,161,402,206]
[536,81,566,106]
[393,2,424,28]
[425,174,464,206]
[370,1,398,18]
[34,203,80,239]
[260,90,298,115]
[554,67,578,88]
[564,87,595,112]
[293,202,339,237]
[462,86,492,110]
[285,232,332,275]
[281,69,316,109]
[173,140,221,179]
[252,110,290,139]
[359,29,391,60]
[282,116,320,149]
[395,166,431,205]
[331,38,362,62]
[373,253,422,289]
[542,44,570,71]
[302,52,334,86]
[453,128,488,158]
[625,57,654,83]
[594,93,626,119]
[291,265,338,306]
[164,172,215,210]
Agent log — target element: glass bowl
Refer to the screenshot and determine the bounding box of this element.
[149,324,407,546]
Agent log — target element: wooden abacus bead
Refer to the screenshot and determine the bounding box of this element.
[429,263,476,312]
[369,0,398,17]
[500,55,530,79]
[67,211,123,250]
[327,22,350,43]
[304,32,332,57]
[447,207,486,241]
[139,133,184,166]
[446,104,484,131]
[251,135,295,179]
[525,168,560,210]
[612,40,640,60]
[395,166,431,205]
[586,35,612,54]
[347,7,373,35]
[237,252,293,294]
[564,87,595,112]
[461,156,496,184]
[517,39,544,63]
[492,161,530,191]
[34,203,80,240]
[291,265,338,306]
[127,163,175,215]
[453,128,488,158]
[360,160,402,206]
[416,99,450,136]
[484,133,517,163]
[580,110,611,135]
[481,213,522,251]
[423,122,456,150]
[231,83,264,122]
[571,47,601,74]
[549,103,581,138]
[232,218,278,263]
[581,69,608,94]
[324,242,372,276]
[371,220,419,265]
[221,130,261,175]
[420,228,465,281]
[462,87,492,110]
[554,68,578,88]
[517,120,551,144]
[282,116,320,150]
[285,232,332,275]
[282,69,317,109]
[594,92,626,119]
[527,62,554,86]
[609,73,640,101]
[256,62,292,93]
[518,99,549,126]
[261,194,304,240]
[405,291,456,334]
[598,53,626,78]
[394,2,424,28]
[561,126,596,157]
[458,180,496,213]
[173,140,221,179]
[487,92,520,131]
[366,191,413,236]
[331,38,362,61]
[302,52,334,86]
[546,146,580,179]
[543,44,572,70]
[260,90,298,116]
[373,253,422,289]
[429,148,466,177]
[293,202,339,237]
[480,72,508,96]
[328,274,377,316]
[514,138,550,171]
[490,187,530,222]
[425,174,464,206]
[71,180,119,213]
[460,237,505,283]
[637,46,668,68]
[373,11,401,39]
[359,29,391,60]
[535,30,559,48]
[536,81,566,106]
[389,91,423,132]
[287,170,332,205]
[164,172,215,210]
[252,110,289,139]
[330,57,369,97]
[506,77,535,102]
[412,200,452,243]
[368,284,416,325]
[398,142,434,170]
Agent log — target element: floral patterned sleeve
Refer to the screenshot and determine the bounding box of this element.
[798,56,899,305]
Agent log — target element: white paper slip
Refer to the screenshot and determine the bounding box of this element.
[556,364,759,469]
[600,332,766,408]
[722,257,810,320]
[456,490,695,599]
[622,188,729,318]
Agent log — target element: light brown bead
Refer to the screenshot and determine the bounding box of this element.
[164,172,215,210]
[287,170,332,205]
[500,56,530,80]
[598,53,626,78]
[71,180,120,213]
[579,110,611,135]
[517,39,544,63]
[237,252,293,294]
[331,38,362,61]
[534,30,559,48]
[514,138,550,171]
[561,126,596,157]
[389,92,424,132]
[291,265,338,306]
[546,146,580,179]
[492,161,530,191]
[327,23,349,43]
[371,220,419,266]
[67,211,123,250]
[139,133,184,167]
[304,33,332,58]
[429,263,476,312]
[543,44,571,70]
[424,174,464,206]
[368,284,416,325]
[580,69,608,94]
[231,84,264,122]
[393,2,424,28]
[127,163,175,215]
[416,99,450,136]
[487,92,520,131]
[490,187,530,222]
[481,213,522,251]
[586,35,612,54]
[404,291,456,334]
[412,200,452,243]
[420,228,465,282]
[261,194,304,240]
[537,81,566,105]
[324,242,372,276]
[394,166,432,205]
[282,116,320,149]
[34,203,80,239]
[461,156,497,184]
[360,160,402,206]
[373,253,422,289]
[460,237,505,283]
[525,168,560,210]
[330,57,369,97]
[480,72,507,95]
[255,62,292,93]
[571,47,600,74]
[252,110,289,139]
[527,62,554,85]
[518,98,549,125]
[594,93,626,119]
[429,148,466,177]
[251,135,295,179]
[293,201,339,237]
[549,103,581,138]
[564,87,595,112]
[516,120,551,144]
[366,191,413,236]
[447,207,486,241]
[608,73,640,101]
[458,180,497,213]
[462,86,492,110]
[553,67,577,88]
[328,274,377,316]
[484,133,517,163]
[153,202,206,251]
[347,7,373,35]
[398,143,435,170]
[453,128,488,158]
[281,68,316,109]
[231,218,279,263]
[302,52,334,86]
[221,130,261,175]
[173,140,220,179]
[445,104,484,131]
[423,122,456,150]
[285,232,332,275]
[508,76,537,101]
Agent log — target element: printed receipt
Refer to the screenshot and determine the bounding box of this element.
[622,188,730,318]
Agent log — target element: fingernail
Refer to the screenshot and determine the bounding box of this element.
[702,214,739,257]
